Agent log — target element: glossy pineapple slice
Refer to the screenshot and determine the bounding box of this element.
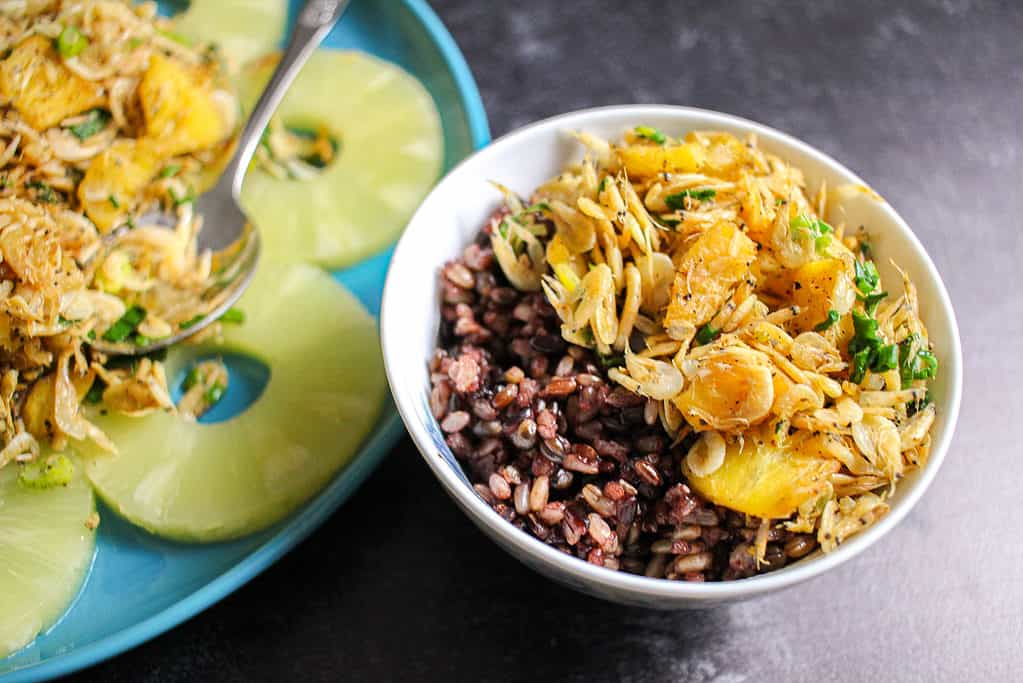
[0,456,96,658]
[78,262,386,542]
[684,435,840,519]
[0,36,105,130]
[238,49,443,268]
[172,0,288,71]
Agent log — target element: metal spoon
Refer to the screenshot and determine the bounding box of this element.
[92,0,351,355]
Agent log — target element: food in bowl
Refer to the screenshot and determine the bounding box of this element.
[430,126,939,581]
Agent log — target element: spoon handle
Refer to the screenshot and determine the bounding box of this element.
[221,0,352,197]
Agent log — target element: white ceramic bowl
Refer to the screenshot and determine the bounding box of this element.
[381,105,962,608]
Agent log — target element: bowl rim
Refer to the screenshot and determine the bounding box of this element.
[382,103,963,601]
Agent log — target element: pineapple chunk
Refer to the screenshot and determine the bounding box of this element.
[78,140,160,232]
[0,35,105,130]
[664,221,757,340]
[139,54,230,157]
[684,434,840,519]
[617,142,705,177]
[674,345,774,432]
[781,258,856,333]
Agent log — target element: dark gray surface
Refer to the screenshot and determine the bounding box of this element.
[71,1,1021,681]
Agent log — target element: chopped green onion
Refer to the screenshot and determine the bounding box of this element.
[204,382,226,405]
[598,177,608,194]
[665,188,716,211]
[179,314,205,330]
[108,194,120,209]
[597,352,624,370]
[168,186,195,206]
[159,164,181,179]
[695,323,720,346]
[858,290,888,317]
[102,305,146,343]
[634,125,667,145]
[220,308,245,324]
[900,340,938,383]
[518,202,550,216]
[850,347,873,384]
[86,329,96,341]
[848,310,881,354]
[56,25,88,58]
[874,344,899,372]
[26,180,57,203]
[157,29,193,46]
[19,454,74,489]
[854,259,880,294]
[132,334,151,347]
[790,214,833,254]
[183,366,202,392]
[66,108,110,141]
[85,379,105,405]
[814,310,840,332]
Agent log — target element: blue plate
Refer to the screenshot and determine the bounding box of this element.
[0,2,489,680]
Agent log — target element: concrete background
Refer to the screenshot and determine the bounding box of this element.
[74,1,1021,680]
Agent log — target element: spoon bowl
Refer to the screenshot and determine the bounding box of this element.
[90,0,351,355]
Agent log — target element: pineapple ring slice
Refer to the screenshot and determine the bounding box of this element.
[78,262,387,542]
[0,457,96,658]
[238,49,443,269]
[172,0,288,73]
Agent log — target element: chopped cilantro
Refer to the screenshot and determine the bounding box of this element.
[665,188,716,211]
[159,164,181,179]
[634,125,667,145]
[814,309,840,332]
[66,108,110,140]
[56,25,88,58]
[598,177,608,194]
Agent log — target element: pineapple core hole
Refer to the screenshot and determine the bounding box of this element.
[174,352,270,424]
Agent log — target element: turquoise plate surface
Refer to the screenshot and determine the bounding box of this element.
[0,2,489,680]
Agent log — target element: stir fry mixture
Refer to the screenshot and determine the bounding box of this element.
[489,126,938,558]
[0,1,237,469]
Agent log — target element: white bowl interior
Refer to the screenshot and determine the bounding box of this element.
[382,106,962,606]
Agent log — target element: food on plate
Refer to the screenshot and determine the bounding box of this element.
[0,454,96,658]
[0,1,405,653]
[238,49,443,268]
[431,126,938,580]
[79,262,386,542]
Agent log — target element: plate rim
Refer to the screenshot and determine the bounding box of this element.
[1,1,490,680]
